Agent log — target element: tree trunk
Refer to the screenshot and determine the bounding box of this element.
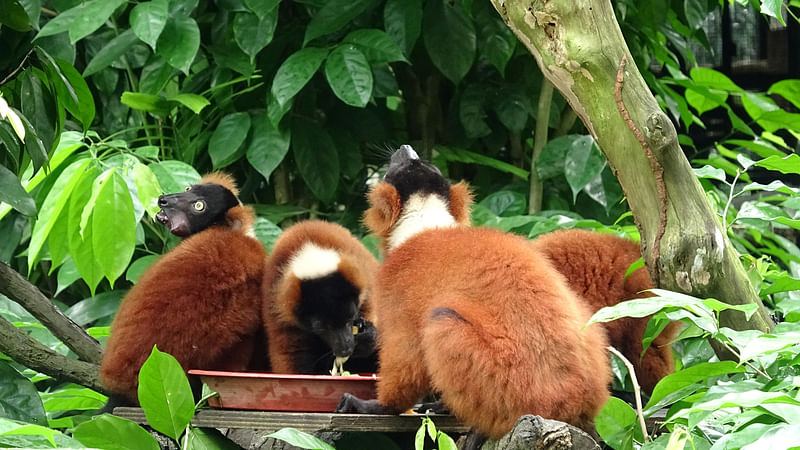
[489,0,773,335]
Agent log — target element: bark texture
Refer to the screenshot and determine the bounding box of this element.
[489,0,773,334]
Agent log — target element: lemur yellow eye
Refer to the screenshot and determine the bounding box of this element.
[184,186,191,191]
[193,201,204,211]
[352,325,359,335]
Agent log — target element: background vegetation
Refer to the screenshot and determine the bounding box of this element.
[0,0,799,448]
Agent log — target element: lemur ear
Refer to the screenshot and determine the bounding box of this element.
[448,181,473,225]
[363,183,402,237]
[199,171,240,198]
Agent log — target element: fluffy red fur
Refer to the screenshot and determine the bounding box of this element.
[99,204,266,403]
[262,220,378,373]
[199,172,240,197]
[530,229,680,393]
[364,184,611,439]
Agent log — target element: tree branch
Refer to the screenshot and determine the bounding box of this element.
[0,262,104,364]
[0,314,105,393]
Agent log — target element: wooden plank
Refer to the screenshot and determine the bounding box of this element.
[113,407,470,433]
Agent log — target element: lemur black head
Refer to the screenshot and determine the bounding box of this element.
[383,145,451,203]
[155,183,239,237]
[295,272,361,358]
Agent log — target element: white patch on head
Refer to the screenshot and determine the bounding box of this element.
[288,243,341,280]
[388,193,456,250]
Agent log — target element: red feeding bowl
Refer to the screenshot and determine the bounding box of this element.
[188,370,378,412]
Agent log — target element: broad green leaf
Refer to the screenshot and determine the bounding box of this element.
[693,165,726,181]
[233,10,278,60]
[55,257,80,295]
[130,0,169,49]
[459,83,491,139]
[37,50,95,130]
[480,191,526,217]
[49,209,70,270]
[343,28,407,64]
[271,47,329,107]
[584,166,623,212]
[0,0,31,32]
[39,385,107,413]
[251,204,308,223]
[754,154,800,175]
[324,45,373,108]
[476,5,516,74]
[713,423,798,450]
[437,431,458,450]
[16,110,50,174]
[65,290,124,326]
[0,361,47,425]
[0,164,36,216]
[303,0,381,45]
[156,14,200,74]
[435,146,528,179]
[292,120,339,204]
[35,0,126,43]
[0,418,83,448]
[72,414,159,450]
[760,0,785,24]
[493,88,529,133]
[169,93,209,114]
[126,254,160,284]
[384,0,422,55]
[83,29,138,76]
[246,112,290,182]
[139,55,178,95]
[253,217,282,252]
[67,165,105,295]
[753,109,800,133]
[564,135,605,201]
[92,170,136,286]
[209,112,251,170]
[645,361,746,413]
[138,346,194,441]
[131,162,162,217]
[185,427,240,449]
[595,397,636,450]
[121,92,171,115]
[690,67,743,92]
[148,160,201,194]
[684,86,726,116]
[768,79,800,110]
[266,428,336,450]
[19,69,57,158]
[28,157,91,271]
[244,0,280,18]
[423,0,475,84]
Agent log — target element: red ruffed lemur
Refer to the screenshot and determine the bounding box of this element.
[337,145,611,440]
[262,220,379,375]
[99,172,267,404]
[530,229,680,393]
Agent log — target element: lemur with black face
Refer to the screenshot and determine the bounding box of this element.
[100,172,267,404]
[337,146,611,440]
[262,220,379,375]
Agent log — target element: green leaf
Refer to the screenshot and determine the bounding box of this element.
[169,93,209,114]
[693,165,726,181]
[138,346,194,441]
[126,254,160,284]
[19,65,57,157]
[233,10,278,60]
[383,0,422,56]
[209,112,251,170]
[37,50,95,130]
[0,418,84,448]
[493,89,529,133]
[292,120,339,204]
[271,47,329,107]
[131,162,162,217]
[435,145,528,179]
[253,217,282,252]
[476,6,516,74]
[28,157,91,272]
[39,385,107,413]
[564,135,605,201]
[303,0,381,45]
[754,154,800,175]
[246,112,290,182]
[55,257,80,295]
[480,191,526,216]
[148,160,200,194]
[423,0,475,84]
[690,67,743,92]
[121,92,171,115]
[139,55,178,94]
[72,414,159,450]
[645,361,746,413]
[684,86,727,116]
[185,427,240,449]
[65,290,124,326]
[83,29,139,76]
[0,361,47,425]
[324,45,373,108]
[91,171,136,287]
[0,0,31,32]
[459,83,491,139]
[244,0,280,19]
[753,109,800,133]
[266,428,336,450]
[436,431,458,450]
[595,397,636,450]
[35,0,127,43]
[130,0,169,49]
[252,204,308,223]
[760,0,785,24]
[156,14,200,74]
[343,28,407,64]
[0,164,36,216]
[768,79,800,110]
[67,165,105,295]
[584,166,623,212]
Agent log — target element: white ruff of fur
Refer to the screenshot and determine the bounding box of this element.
[388,193,456,250]
[289,243,341,280]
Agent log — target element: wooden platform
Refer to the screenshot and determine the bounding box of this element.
[113,407,470,433]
